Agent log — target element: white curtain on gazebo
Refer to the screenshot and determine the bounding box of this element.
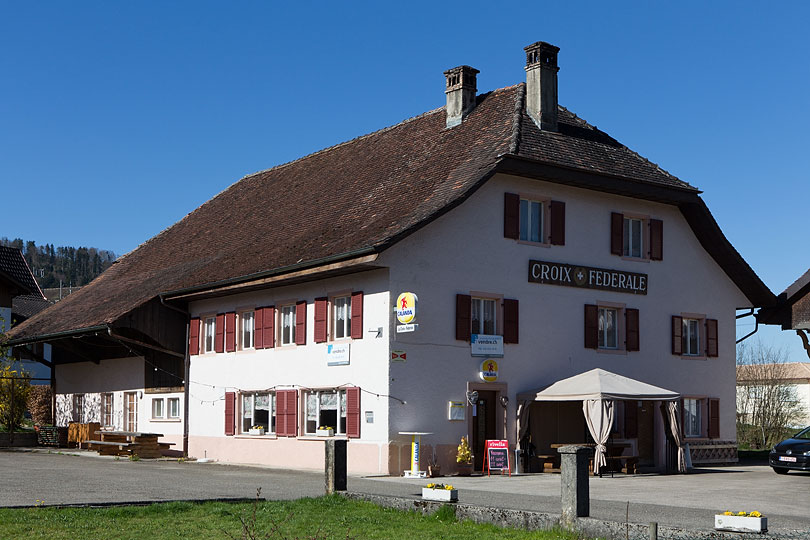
[666,401,687,473]
[582,399,614,475]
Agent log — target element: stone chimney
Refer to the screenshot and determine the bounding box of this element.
[524,41,560,131]
[444,65,479,128]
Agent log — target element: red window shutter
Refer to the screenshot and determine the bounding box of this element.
[625,308,640,352]
[225,312,236,352]
[504,193,520,239]
[649,219,663,261]
[455,294,471,341]
[295,301,307,345]
[224,391,235,436]
[351,291,364,339]
[708,398,720,439]
[189,317,200,356]
[263,306,276,349]
[672,315,683,355]
[275,390,287,436]
[254,308,264,349]
[346,387,361,438]
[314,297,328,343]
[283,390,298,437]
[215,313,225,353]
[584,304,598,349]
[503,298,519,344]
[624,401,638,439]
[611,212,624,256]
[549,200,565,245]
[706,319,718,357]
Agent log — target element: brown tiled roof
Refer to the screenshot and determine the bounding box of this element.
[737,363,810,383]
[7,83,767,343]
[12,294,52,320]
[0,246,43,298]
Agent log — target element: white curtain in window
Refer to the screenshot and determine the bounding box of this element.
[582,398,614,475]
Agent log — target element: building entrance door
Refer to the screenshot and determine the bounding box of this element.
[124,392,138,432]
[472,390,496,471]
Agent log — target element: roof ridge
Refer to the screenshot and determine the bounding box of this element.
[509,83,525,154]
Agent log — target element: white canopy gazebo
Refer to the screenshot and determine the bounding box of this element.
[516,368,686,474]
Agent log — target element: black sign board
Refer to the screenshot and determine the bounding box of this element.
[485,439,511,476]
[528,259,648,295]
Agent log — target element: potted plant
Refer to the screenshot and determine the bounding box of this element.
[316,425,335,437]
[714,511,767,533]
[248,425,265,436]
[422,483,458,502]
[456,436,473,476]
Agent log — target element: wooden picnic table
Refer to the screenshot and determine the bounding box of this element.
[85,430,173,459]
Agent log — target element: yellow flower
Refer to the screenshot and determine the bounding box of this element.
[749,511,762,517]
[723,511,733,516]
[737,511,747,516]
[426,483,435,489]
[444,485,454,490]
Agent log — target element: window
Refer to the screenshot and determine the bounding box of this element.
[683,398,702,438]
[672,315,717,357]
[151,398,165,419]
[611,212,663,260]
[504,193,565,245]
[241,392,275,434]
[519,198,543,243]
[72,394,85,423]
[333,296,351,339]
[584,304,639,351]
[471,297,497,335]
[124,392,138,432]
[598,307,618,349]
[281,305,296,345]
[623,217,643,258]
[456,294,519,343]
[682,318,700,356]
[168,398,180,419]
[305,389,347,435]
[102,393,114,427]
[204,317,216,353]
[241,311,255,349]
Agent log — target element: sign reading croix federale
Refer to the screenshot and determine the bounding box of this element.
[528,259,648,295]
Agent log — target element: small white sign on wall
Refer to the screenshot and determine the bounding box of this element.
[326,343,350,366]
[448,401,465,421]
[471,334,503,357]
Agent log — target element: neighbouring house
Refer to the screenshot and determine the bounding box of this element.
[8,41,775,473]
[758,268,810,360]
[737,362,810,428]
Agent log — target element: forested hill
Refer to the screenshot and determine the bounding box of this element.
[0,238,116,289]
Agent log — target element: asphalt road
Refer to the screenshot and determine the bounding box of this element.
[2,449,809,536]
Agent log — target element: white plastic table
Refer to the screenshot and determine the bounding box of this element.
[398,431,433,478]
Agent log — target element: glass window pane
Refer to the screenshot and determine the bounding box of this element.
[519,199,528,241]
[530,201,542,242]
[306,393,317,421]
[320,392,338,410]
[623,219,631,256]
[483,299,496,334]
[632,219,642,258]
[471,299,481,334]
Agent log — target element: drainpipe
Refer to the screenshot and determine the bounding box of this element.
[159,293,191,458]
[736,308,758,344]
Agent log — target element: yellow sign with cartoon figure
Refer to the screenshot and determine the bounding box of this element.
[396,292,417,324]
[479,359,499,382]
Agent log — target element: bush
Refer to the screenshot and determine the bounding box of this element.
[27,385,52,425]
[0,363,31,431]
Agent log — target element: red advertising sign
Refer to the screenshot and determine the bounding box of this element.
[485,439,511,476]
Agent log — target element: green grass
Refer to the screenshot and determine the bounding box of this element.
[0,495,584,540]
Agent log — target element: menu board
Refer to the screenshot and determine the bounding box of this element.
[485,439,511,476]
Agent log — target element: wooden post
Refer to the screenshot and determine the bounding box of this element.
[324,439,347,494]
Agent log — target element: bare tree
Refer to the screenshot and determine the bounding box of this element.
[736,340,806,449]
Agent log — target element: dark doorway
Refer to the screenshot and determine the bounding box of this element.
[472,390,496,471]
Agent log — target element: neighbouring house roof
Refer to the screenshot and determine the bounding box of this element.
[737,362,810,383]
[12,294,52,321]
[0,246,43,300]
[7,83,775,345]
[757,268,810,330]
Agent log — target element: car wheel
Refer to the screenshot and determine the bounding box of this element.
[772,467,789,475]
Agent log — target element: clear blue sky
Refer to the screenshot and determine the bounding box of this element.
[2,2,807,360]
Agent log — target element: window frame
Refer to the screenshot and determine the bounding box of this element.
[72,394,85,423]
[240,391,276,435]
[167,397,181,419]
[683,397,703,438]
[471,296,499,336]
[623,216,644,259]
[203,315,216,353]
[598,306,619,350]
[101,393,114,427]
[240,310,255,350]
[332,295,352,341]
[682,317,701,356]
[279,304,296,346]
[151,397,165,419]
[303,388,347,436]
[519,197,546,244]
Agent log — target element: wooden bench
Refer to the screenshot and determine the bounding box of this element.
[83,440,134,456]
[604,455,640,474]
[535,454,558,472]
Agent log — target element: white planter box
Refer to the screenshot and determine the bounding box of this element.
[714,514,767,533]
[248,428,265,436]
[421,487,458,502]
[317,429,334,437]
